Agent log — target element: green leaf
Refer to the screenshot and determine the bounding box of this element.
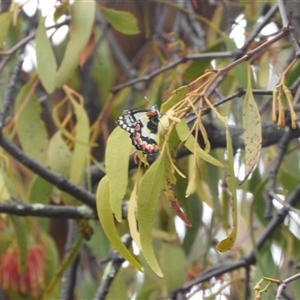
[216,117,238,252]
[56,0,95,87]
[0,167,11,203]
[176,120,224,168]
[161,86,188,113]
[35,17,57,93]
[225,38,247,88]
[27,175,53,204]
[96,175,142,272]
[15,76,49,167]
[137,158,164,277]
[43,235,83,299]
[69,99,90,184]
[42,232,59,289]
[182,40,223,82]
[10,215,28,274]
[159,243,185,292]
[106,127,132,222]
[0,11,12,46]
[242,62,262,182]
[48,132,72,177]
[99,5,140,35]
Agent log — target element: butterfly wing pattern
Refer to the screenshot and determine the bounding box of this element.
[116,105,161,155]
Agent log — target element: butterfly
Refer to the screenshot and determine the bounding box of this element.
[116,105,161,155]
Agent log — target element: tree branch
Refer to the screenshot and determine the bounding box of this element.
[0,200,95,219]
[0,135,96,209]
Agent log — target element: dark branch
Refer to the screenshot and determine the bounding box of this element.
[0,135,96,209]
[0,201,96,219]
[94,234,132,300]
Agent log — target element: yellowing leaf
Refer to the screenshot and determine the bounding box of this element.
[242,63,262,182]
[216,118,238,252]
[99,5,140,35]
[106,127,132,222]
[96,176,142,272]
[137,158,164,277]
[35,17,57,93]
[128,181,141,250]
[176,120,224,168]
[56,0,95,87]
[69,99,90,184]
[0,11,12,45]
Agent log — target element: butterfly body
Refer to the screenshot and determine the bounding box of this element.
[116,105,160,155]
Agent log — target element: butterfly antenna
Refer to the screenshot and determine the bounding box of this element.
[144,96,150,104]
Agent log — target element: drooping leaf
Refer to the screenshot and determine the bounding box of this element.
[69,98,90,184]
[15,76,49,167]
[43,235,83,299]
[106,127,132,222]
[35,17,57,93]
[137,158,165,277]
[48,132,72,178]
[99,5,140,35]
[216,118,238,252]
[41,232,59,292]
[128,180,141,250]
[242,62,262,182]
[55,0,95,87]
[96,176,142,272]
[176,120,224,168]
[0,167,11,203]
[10,215,28,274]
[159,243,185,293]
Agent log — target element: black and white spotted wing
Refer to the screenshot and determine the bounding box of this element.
[116,105,161,155]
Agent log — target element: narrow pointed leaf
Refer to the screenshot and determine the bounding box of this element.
[69,99,90,184]
[35,17,57,93]
[15,76,49,166]
[176,120,224,168]
[48,132,72,177]
[137,158,164,277]
[216,118,238,252]
[56,0,95,86]
[10,215,28,274]
[106,127,132,222]
[99,5,140,35]
[96,176,142,272]
[242,63,262,182]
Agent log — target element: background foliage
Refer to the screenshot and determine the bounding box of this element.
[0,0,300,299]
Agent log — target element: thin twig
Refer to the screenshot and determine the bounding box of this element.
[277,0,300,56]
[111,52,233,93]
[265,128,292,218]
[276,273,300,300]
